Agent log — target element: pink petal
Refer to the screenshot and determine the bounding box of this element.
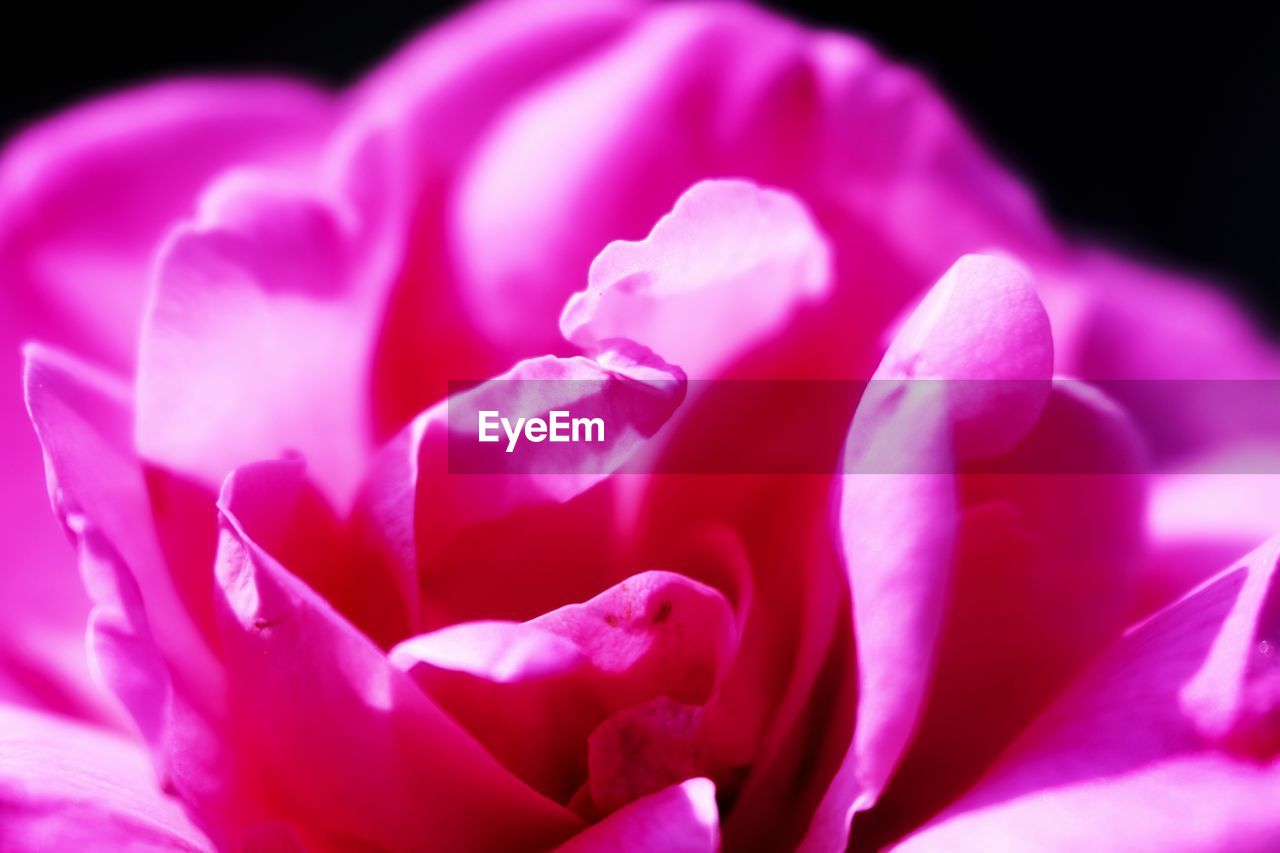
[451,0,1058,364]
[390,570,737,804]
[219,457,414,649]
[587,698,709,816]
[1042,249,1280,458]
[23,344,239,825]
[894,535,1280,851]
[1140,444,1280,616]
[452,2,828,356]
[561,179,831,377]
[346,0,639,192]
[856,380,1146,848]
[0,78,329,370]
[347,0,642,435]
[806,255,1062,848]
[555,778,720,853]
[137,146,399,503]
[0,319,106,724]
[214,465,581,849]
[0,702,213,850]
[357,344,684,630]
[629,483,848,851]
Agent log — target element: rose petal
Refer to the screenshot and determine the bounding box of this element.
[356,344,684,630]
[214,465,581,849]
[1043,249,1280,460]
[894,535,1280,852]
[561,178,831,377]
[346,0,639,192]
[0,702,214,850]
[806,254,1058,848]
[453,2,822,355]
[1139,444,1280,616]
[0,78,329,370]
[349,0,645,435]
[137,138,400,504]
[219,457,414,648]
[555,777,720,853]
[390,570,737,803]
[23,344,239,824]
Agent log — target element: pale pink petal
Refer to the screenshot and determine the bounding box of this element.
[894,535,1280,852]
[1140,444,1280,616]
[23,344,240,826]
[346,0,639,191]
[1042,249,1280,459]
[452,1,1058,365]
[347,0,642,434]
[214,464,581,849]
[0,702,213,851]
[555,778,720,853]
[137,144,399,503]
[0,324,105,723]
[452,2,825,355]
[561,179,831,377]
[0,78,329,370]
[806,255,1057,849]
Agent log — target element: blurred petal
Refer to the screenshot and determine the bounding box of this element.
[0,78,329,370]
[452,2,820,355]
[137,141,399,503]
[346,0,639,190]
[895,535,1280,852]
[1043,249,1280,459]
[1140,444,1280,616]
[23,344,239,826]
[214,465,581,849]
[0,315,105,724]
[0,702,213,850]
[555,777,720,853]
[349,0,645,436]
[561,179,831,377]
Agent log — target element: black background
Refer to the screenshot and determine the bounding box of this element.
[3,3,1276,322]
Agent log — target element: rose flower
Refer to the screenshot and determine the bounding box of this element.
[1,2,1277,851]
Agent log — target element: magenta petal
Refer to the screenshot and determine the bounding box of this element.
[1140,446,1280,616]
[807,255,1054,848]
[0,78,329,370]
[0,329,105,723]
[895,535,1280,851]
[390,570,737,803]
[214,466,581,849]
[555,778,720,853]
[355,345,684,629]
[24,345,223,723]
[23,344,238,824]
[219,457,414,648]
[346,0,638,193]
[0,702,213,850]
[588,698,709,816]
[561,179,831,377]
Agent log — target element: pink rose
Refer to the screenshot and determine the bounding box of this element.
[2,1,1278,850]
